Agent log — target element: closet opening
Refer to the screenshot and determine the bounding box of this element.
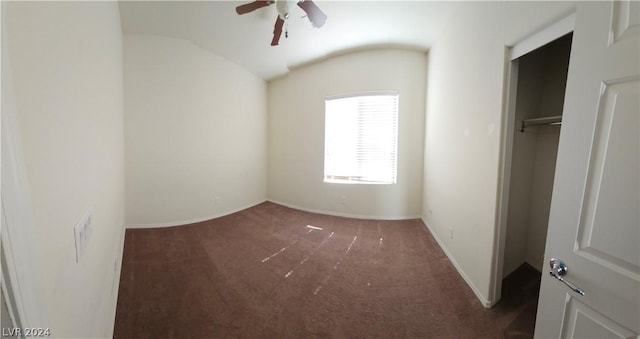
[495,30,573,327]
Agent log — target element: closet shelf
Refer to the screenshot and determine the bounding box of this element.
[520,115,562,132]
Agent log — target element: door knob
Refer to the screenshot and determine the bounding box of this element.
[549,258,586,296]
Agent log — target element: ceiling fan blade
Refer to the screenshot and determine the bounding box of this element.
[297,0,327,28]
[236,0,273,15]
[271,16,285,46]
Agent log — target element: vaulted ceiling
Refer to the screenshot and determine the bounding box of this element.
[118,1,459,80]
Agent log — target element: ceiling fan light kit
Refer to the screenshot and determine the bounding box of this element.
[235,0,327,46]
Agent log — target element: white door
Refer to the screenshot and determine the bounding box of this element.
[534,1,640,338]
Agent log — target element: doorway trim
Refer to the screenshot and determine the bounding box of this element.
[491,12,576,304]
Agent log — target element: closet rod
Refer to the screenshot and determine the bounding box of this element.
[520,115,562,132]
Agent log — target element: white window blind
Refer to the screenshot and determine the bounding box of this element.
[324,91,399,184]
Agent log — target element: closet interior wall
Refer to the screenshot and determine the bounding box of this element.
[503,34,572,276]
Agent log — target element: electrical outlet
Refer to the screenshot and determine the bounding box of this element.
[74,212,92,262]
[447,227,454,239]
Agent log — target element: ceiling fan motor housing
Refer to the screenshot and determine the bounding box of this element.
[276,0,297,20]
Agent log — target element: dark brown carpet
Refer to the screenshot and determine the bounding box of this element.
[114,202,540,338]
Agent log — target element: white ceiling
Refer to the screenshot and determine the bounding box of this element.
[119,1,459,80]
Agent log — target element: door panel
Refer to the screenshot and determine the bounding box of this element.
[562,297,636,339]
[611,0,639,44]
[577,79,639,275]
[534,1,640,338]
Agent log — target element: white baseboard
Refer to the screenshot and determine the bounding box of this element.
[421,217,495,308]
[267,199,422,220]
[103,226,126,338]
[125,200,267,229]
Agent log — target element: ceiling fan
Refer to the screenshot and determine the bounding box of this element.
[235,0,327,46]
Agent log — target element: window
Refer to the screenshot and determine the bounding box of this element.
[324,91,399,184]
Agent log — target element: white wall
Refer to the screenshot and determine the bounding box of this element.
[124,35,267,227]
[526,127,560,271]
[422,1,575,305]
[5,2,125,337]
[268,49,426,219]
